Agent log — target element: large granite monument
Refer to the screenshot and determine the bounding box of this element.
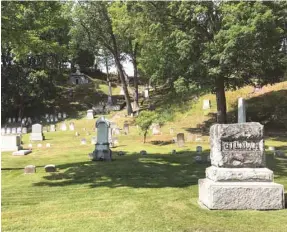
[91,116,112,161]
[198,122,285,210]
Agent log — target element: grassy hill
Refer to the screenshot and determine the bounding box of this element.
[1,81,287,232]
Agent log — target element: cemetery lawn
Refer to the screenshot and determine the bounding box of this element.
[2,120,287,232]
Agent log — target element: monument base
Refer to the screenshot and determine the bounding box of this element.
[199,178,285,210]
[1,146,22,152]
[92,149,112,161]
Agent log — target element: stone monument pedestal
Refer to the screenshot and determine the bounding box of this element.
[198,123,285,210]
[199,179,284,210]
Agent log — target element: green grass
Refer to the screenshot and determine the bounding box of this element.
[2,114,287,232]
[2,81,287,232]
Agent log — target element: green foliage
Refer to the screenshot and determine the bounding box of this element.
[136,110,158,133]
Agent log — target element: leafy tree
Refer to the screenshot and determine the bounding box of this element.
[71,2,133,114]
[136,111,158,143]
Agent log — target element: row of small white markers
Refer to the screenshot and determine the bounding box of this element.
[28,143,51,148]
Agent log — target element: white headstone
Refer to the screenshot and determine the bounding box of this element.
[46,143,51,148]
[11,128,16,134]
[17,117,21,122]
[50,117,54,123]
[16,127,22,134]
[203,99,211,110]
[27,117,32,124]
[46,118,50,123]
[1,128,6,135]
[12,117,16,123]
[6,128,11,135]
[91,136,97,145]
[63,113,67,119]
[58,113,62,118]
[87,109,94,120]
[54,117,58,122]
[69,122,75,131]
[50,124,56,132]
[28,144,33,149]
[22,127,27,134]
[81,138,87,145]
[152,124,161,135]
[30,124,44,141]
[144,88,149,99]
[8,118,12,123]
[37,144,42,148]
[238,97,246,123]
[45,114,49,118]
[1,135,22,151]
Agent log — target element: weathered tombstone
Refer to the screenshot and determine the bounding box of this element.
[1,135,22,151]
[152,123,161,135]
[140,150,147,155]
[30,124,44,141]
[87,109,94,119]
[22,127,27,134]
[202,99,211,110]
[274,150,285,157]
[91,137,97,145]
[8,118,12,123]
[171,149,176,155]
[238,97,246,123]
[196,146,202,153]
[17,117,21,122]
[113,137,119,146]
[46,118,50,123]
[268,146,275,151]
[118,151,125,156]
[198,122,285,210]
[75,132,79,137]
[24,165,36,174]
[50,117,54,123]
[123,122,129,135]
[50,124,56,132]
[54,117,58,122]
[37,144,42,148]
[69,122,75,131]
[21,118,26,125]
[1,128,6,135]
[6,127,11,135]
[28,144,33,149]
[61,123,67,131]
[12,117,16,123]
[27,117,32,124]
[177,133,185,147]
[91,116,112,161]
[113,128,120,135]
[11,128,17,134]
[170,128,174,135]
[63,112,67,119]
[187,133,193,142]
[45,164,56,172]
[58,113,62,119]
[81,138,87,145]
[46,143,51,148]
[45,114,49,118]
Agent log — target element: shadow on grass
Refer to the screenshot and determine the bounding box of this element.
[33,151,210,188]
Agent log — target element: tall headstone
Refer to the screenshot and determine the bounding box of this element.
[30,124,44,141]
[123,122,129,135]
[238,97,246,123]
[1,128,6,135]
[144,87,149,99]
[69,122,75,131]
[16,127,22,134]
[1,135,22,151]
[202,99,211,110]
[198,123,285,210]
[87,109,94,120]
[120,87,125,96]
[177,133,185,147]
[22,127,27,134]
[61,123,67,131]
[91,116,112,161]
[152,123,161,135]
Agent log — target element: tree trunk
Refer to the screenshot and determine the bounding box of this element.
[144,131,147,143]
[215,77,227,124]
[114,56,133,114]
[133,58,139,110]
[105,57,113,105]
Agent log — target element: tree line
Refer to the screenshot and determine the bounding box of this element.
[2,1,286,123]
